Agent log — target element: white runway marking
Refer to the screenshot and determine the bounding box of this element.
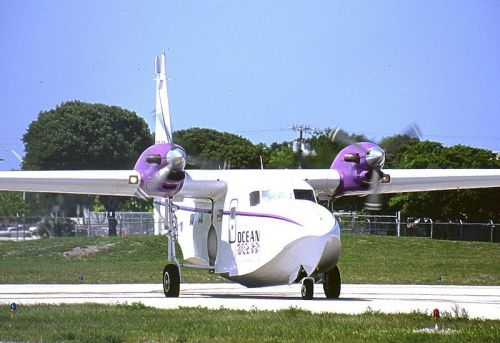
[1,283,499,320]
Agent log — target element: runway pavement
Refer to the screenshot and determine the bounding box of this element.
[1,283,499,320]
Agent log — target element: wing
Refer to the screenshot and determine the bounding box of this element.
[2,168,498,201]
[274,168,500,197]
[0,170,143,197]
[375,169,500,194]
[179,168,500,200]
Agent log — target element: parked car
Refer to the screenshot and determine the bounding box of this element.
[34,217,77,237]
[2,226,32,238]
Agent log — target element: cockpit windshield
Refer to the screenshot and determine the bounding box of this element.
[293,189,316,202]
[261,190,293,201]
[249,188,316,206]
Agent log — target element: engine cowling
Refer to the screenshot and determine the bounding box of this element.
[134,143,186,198]
[330,142,387,196]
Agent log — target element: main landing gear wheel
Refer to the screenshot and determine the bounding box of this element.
[301,278,314,300]
[323,265,341,299]
[163,264,180,298]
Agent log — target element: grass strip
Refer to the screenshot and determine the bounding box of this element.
[1,303,499,343]
[0,234,499,285]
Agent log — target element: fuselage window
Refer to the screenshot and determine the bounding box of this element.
[293,189,316,202]
[249,191,260,206]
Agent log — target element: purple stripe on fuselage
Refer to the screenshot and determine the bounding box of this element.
[177,205,213,214]
[154,201,302,226]
[231,210,302,226]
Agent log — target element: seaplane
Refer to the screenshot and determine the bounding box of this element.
[1,54,500,300]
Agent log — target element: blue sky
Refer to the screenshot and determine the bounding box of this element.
[1,1,499,170]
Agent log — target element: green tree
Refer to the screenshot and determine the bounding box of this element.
[22,101,153,235]
[265,143,295,169]
[387,141,500,221]
[0,192,25,217]
[23,101,152,170]
[173,128,264,169]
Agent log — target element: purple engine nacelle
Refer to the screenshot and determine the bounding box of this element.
[134,143,186,198]
[330,142,386,196]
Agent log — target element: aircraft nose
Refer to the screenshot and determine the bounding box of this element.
[302,204,339,237]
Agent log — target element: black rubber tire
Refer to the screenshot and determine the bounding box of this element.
[301,278,314,300]
[207,226,218,266]
[163,264,180,298]
[323,265,341,299]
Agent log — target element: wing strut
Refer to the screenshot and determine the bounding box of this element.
[165,197,180,266]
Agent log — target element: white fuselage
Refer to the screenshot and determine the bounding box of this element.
[171,174,341,287]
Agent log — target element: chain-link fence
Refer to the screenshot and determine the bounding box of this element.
[0,212,154,240]
[2,211,497,243]
[83,212,154,237]
[334,212,498,243]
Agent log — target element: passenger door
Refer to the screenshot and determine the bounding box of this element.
[228,199,238,243]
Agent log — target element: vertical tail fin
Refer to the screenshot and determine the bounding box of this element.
[154,53,170,234]
[155,53,173,144]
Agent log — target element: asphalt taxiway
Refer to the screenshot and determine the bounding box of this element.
[1,283,499,320]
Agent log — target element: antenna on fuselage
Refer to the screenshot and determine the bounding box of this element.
[155,53,173,144]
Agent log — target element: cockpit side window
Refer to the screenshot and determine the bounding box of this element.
[293,189,316,202]
[249,191,260,206]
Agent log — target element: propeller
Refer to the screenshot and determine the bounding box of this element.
[185,155,231,170]
[328,124,422,210]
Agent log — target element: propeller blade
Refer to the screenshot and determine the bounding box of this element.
[405,123,422,140]
[185,155,231,170]
[382,123,423,154]
[364,171,383,211]
[186,155,200,166]
[326,127,358,147]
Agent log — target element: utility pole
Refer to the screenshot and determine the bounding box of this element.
[291,124,316,169]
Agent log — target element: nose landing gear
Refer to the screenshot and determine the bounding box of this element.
[300,265,341,300]
[301,277,314,300]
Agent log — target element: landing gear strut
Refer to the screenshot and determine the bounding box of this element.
[162,197,181,298]
[323,265,341,299]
